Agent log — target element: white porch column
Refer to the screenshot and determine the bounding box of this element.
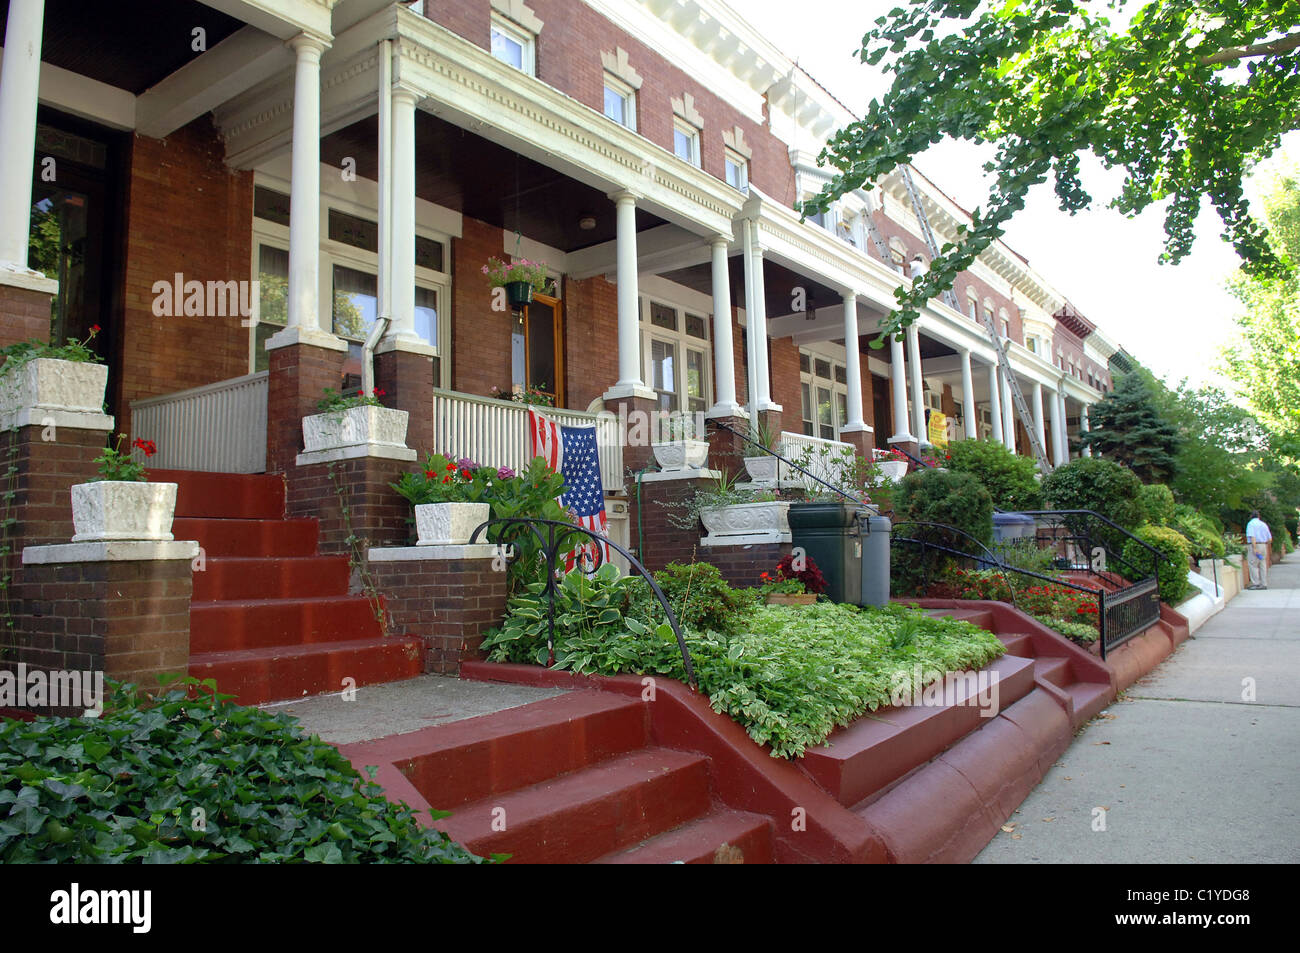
[906,324,925,443]
[376,39,392,322]
[959,348,977,440]
[269,34,341,350]
[751,225,777,410]
[1001,370,1016,452]
[707,235,742,418]
[1032,381,1047,451]
[0,0,46,267]
[840,292,867,432]
[604,190,653,400]
[988,363,1004,444]
[1049,384,1067,466]
[1081,403,1093,456]
[888,334,913,442]
[386,86,420,343]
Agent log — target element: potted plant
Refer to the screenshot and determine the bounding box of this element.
[757,553,827,605]
[70,435,177,542]
[877,447,909,483]
[743,416,781,483]
[651,412,709,472]
[0,326,107,424]
[490,383,556,407]
[302,387,409,453]
[667,470,791,539]
[482,256,551,310]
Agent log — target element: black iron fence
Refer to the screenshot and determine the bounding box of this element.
[1099,576,1161,656]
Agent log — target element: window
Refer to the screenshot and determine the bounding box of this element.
[799,347,849,440]
[967,291,978,321]
[838,210,859,247]
[490,15,535,74]
[1027,337,1037,354]
[643,299,710,413]
[724,148,748,192]
[249,182,451,383]
[673,119,699,166]
[603,75,636,130]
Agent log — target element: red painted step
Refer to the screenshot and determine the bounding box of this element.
[189,595,383,654]
[150,469,284,520]
[174,517,319,558]
[189,636,423,703]
[434,747,713,864]
[593,808,774,864]
[192,555,351,602]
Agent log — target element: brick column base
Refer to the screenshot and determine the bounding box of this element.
[839,427,876,462]
[606,394,659,487]
[707,415,749,481]
[374,347,436,457]
[635,471,720,572]
[266,340,348,476]
[7,540,197,715]
[0,276,56,347]
[759,408,783,441]
[287,453,417,559]
[367,546,507,674]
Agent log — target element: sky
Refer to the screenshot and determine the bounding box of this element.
[735,0,1293,393]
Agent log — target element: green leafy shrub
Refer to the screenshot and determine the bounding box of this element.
[648,561,758,635]
[0,680,484,863]
[1137,483,1176,526]
[945,438,1043,511]
[1041,457,1144,530]
[990,538,1059,575]
[1171,504,1226,558]
[891,468,995,592]
[486,595,1005,759]
[1122,525,1192,604]
[945,567,1099,646]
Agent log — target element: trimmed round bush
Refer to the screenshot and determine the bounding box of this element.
[945,438,1043,511]
[1041,457,1143,530]
[1137,483,1176,526]
[0,681,485,864]
[1122,525,1192,604]
[894,467,995,547]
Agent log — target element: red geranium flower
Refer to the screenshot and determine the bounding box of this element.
[90,324,101,334]
[132,438,157,458]
[424,469,436,479]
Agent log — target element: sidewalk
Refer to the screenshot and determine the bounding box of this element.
[976,555,1300,864]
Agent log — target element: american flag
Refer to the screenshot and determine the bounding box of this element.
[528,409,610,572]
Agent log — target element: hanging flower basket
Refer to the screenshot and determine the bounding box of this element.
[504,280,534,309]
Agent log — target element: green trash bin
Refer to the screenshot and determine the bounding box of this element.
[788,502,867,605]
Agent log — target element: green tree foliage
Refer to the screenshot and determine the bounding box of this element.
[945,437,1043,510]
[1223,168,1300,447]
[803,0,1300,340]
[1164,382,1274,512]
[1078,373,1182,483]
[1041,456,1144,530]
[894,468,996,547]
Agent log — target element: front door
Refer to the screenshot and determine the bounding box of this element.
[510,293,564,406]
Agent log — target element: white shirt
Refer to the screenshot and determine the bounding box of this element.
[1245,518,1272,544]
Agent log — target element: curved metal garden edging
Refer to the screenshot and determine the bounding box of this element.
[468,517,698,690]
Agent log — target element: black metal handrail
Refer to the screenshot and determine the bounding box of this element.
[711,420,866,507]
[469,517,697,690]
[1015,508,1163,592]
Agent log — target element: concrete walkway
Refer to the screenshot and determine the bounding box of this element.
[976,555,1300,864]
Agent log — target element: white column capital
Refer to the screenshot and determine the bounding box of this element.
[287,32,331,59]
[390,84,421,107]
[710,234,731,251]
[608,189,641,206]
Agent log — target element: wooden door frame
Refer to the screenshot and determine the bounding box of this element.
[526,292,564,407]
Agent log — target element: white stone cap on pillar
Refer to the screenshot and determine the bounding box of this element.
[0,264,58,295]
[265,324,349,352]
[637,468,721,484]
[367,544,499,561]
[0,408,114,433]
[705,400,746,419]
[373,336,439,356]
[296,444,418,466]
[756,400,783,412]
[602,381,657,402]
[22,540,200,564]
[839,422,874,435]
[886,433,919,444]
[699,531,791,546]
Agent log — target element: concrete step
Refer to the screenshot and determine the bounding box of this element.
[1033,656,1073,689]
[192,555,351,602]
[189,595,383,654]
[593,808,774,864]
[173,517,319,558]
[150,469,284,521]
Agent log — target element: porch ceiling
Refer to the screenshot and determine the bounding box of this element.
[659,257,843,329]
[0,0,245,95]
[321,113,665,253]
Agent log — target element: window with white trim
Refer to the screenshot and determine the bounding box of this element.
[724,148,748,192]
[799,349,849,441]
[250,184,451,385]
[490,14,535,74]
[640,299,711,414]
[672,118,700,166]
[603,74,636,130]
[967,289,978,321]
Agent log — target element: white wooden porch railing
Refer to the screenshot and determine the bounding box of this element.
[130,372,268,473]
[432,389,624,491]
[775,430,857,490]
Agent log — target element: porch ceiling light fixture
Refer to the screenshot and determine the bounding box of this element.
[579,215,597,230]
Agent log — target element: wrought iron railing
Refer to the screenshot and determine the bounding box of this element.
[468,517,697,689]
[1015,509,1164,593]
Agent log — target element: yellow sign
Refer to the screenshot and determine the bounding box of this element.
[927,411,949,449]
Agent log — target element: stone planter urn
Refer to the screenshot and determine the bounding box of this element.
[743,455,780,483]
[415,502,491,546]
[70,481,178,542]
[699,500,791,539]
[302,405,409,453]
[0,357,108,419]
[878,460,908,483]
[652,439,709,472]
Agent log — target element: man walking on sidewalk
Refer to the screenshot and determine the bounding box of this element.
[1245,510,1273,590]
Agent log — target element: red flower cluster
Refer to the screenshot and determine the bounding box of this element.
[771,553,828,595]
[132,438,157,458]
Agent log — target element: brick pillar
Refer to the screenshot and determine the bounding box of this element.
[0,278,54,347]
[759,408,783,443]
[367,546,508,674]
[707,415,749,481]
[7,540,197,715]
[2,424,109,549]
[374,346,436,458]
[266,341,347,476]
[287,454,416,557]
[839,427,876,463]
[635,471,720,572]
[607,394,658,482]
